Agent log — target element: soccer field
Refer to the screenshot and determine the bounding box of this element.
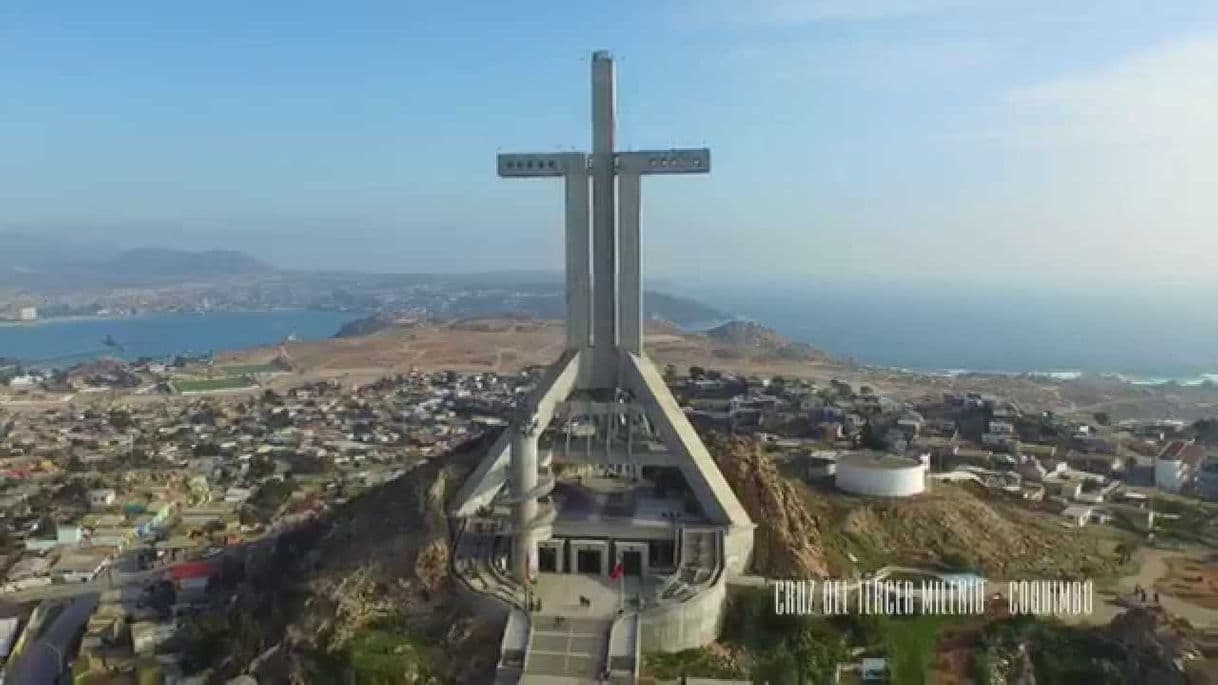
[172,376,257,394]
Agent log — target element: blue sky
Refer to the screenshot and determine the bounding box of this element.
[2,1,1216,286]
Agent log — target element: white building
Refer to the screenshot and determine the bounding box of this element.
[7,375,37,389]
[17,306,37,321]
[57,524,84,545]
[132,621,177,655]
[836,452,926,497]
[0,616,19,659]
[1061,505,1093,527]
[224,486,254,504]
[88,488,117,508]
[1155,440,1206,493]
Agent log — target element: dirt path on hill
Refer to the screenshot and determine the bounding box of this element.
[1065,546,1218,630]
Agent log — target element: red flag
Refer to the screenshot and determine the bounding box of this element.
[609,562,624,580]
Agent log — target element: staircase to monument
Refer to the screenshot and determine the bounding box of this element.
[520,615,613,683]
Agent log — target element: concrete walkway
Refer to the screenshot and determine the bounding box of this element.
[523,616,610,683]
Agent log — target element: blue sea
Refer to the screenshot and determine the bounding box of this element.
[676,282,1218,385]
[0,310,355,368]
[2,283,1216,384]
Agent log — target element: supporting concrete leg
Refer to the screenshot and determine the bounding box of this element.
[511,426,540,583]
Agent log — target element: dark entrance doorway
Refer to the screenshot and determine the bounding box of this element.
[577,548,601,574]
[622,550,643,576]
[539,546,558,573]
[648,539,675,570]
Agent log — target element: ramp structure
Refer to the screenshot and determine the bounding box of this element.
[452,51,754,661]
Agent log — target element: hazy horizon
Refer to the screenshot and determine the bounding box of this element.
[6,229,1218,297]
[3,2,1218,287]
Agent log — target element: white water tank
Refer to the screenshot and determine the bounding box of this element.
[836,452,926,497]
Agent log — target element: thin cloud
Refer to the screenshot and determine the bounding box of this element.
[675,0,966,27]
[981,34,1218,278]
[1001,33,1218,147]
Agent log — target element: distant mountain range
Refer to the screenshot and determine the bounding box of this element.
[0,234,270,288]
[101,248,270,279]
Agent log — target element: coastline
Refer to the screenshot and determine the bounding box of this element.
[0,308,360,368]
[0,307,356,328]
[684,317,1218,389]
[3,310,1215,389]
[868,366,1218,388]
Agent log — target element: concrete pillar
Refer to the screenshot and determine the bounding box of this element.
[590,51,618,385]
[618,171,642,353]
[564,162,591,352]
[511,426,539,582]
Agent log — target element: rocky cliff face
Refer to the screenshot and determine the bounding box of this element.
[1108,606,1203,684]
[185,435,503,683]
[292,463,456,647]
[708,434,830,578]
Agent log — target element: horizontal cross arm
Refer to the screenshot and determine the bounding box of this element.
[616,148,710,175]
[498,152,588,177]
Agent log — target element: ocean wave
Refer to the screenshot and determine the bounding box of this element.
[879,367,1217,387]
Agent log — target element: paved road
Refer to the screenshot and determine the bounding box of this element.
[4,594,99,684]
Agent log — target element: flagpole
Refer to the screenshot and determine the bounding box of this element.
[611,558,625,612]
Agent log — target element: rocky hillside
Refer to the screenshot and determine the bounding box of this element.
[706,434,1122,580]
[965,606,1211,685]
[708,434,830,577]
[333,292,727,339]
[835,484,1123,578]
[1108,606,1207,684]
[182,436,497,683]
[704,320,826,362]
[276,448,497,683]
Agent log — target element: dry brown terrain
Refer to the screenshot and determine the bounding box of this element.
[1157,554,1218,610]
[224,317,854,393]
[706,435,1128,580]
[5,315,1216,421]
[217,316,1218,419]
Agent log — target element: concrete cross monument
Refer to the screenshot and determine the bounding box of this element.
[453,51,752,590]
[497,50,710,380]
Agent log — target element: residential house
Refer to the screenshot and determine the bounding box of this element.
[87,488,117,509]
[52,549,112,583]
[1061,505,1093,527]
[1156,440,1207,493]
[131,621,178,656]
[57,524,84,545]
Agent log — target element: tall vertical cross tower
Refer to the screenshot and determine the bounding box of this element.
[497,51,712,381]
[453,52,753,595]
